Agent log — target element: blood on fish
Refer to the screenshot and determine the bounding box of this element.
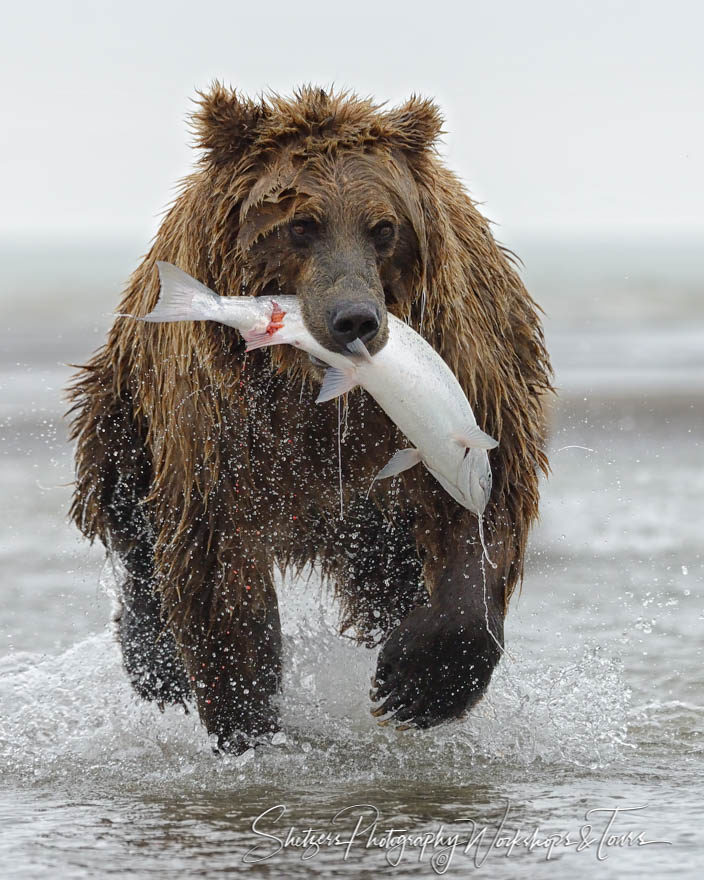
[266,301,286,335]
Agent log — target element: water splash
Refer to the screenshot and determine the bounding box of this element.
[0,570,636,796]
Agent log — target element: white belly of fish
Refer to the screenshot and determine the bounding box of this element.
[352,320,493,514]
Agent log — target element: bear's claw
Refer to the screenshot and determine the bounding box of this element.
[371,604,501,730]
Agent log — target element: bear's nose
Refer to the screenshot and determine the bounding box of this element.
[327,302,381,348]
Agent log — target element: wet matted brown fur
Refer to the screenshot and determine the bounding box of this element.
[67,84,553,753]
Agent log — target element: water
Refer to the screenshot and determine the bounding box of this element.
[1,238,702,877]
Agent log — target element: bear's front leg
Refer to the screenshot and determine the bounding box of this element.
[370,528,506,729]
[160,548,283,755]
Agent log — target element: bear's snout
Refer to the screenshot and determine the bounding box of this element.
[299,267,389,357]
[326,300,381,348]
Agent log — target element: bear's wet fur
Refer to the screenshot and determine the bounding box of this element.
[67,84,553,753]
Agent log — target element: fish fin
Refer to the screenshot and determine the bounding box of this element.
[140,261,219,322]
[346,337,374,363]
[452,425,499,451]
[374,448,422,481]
[316,367,358,403]
[243,330,284,352]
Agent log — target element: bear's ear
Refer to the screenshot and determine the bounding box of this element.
[382,96,445,153]
[191,82,267,164]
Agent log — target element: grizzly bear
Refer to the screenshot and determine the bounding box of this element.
[68,84,552,754]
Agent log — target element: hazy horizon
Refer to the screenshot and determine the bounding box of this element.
[2,0,703,242]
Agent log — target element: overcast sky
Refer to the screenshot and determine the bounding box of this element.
[2,0,702,243]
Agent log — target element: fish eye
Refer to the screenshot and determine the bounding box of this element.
[290,217,318,244]
[371,220,396,247]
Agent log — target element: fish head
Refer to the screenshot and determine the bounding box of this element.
[236,149,428,360]
[466,448,493,516]
[426,448,493,518]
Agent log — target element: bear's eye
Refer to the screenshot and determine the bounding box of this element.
[371,220,396,247]
[290,217,318,244]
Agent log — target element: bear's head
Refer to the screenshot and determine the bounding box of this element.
[192,84,444,357]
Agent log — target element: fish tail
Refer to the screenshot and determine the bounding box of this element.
[139,262,220,322]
